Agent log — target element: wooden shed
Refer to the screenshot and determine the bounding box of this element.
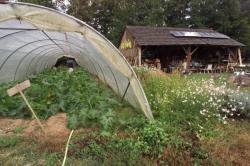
[119,26,245,73]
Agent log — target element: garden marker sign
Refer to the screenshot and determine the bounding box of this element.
[7,80,45,132]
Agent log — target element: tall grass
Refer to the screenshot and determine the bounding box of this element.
[135,69,225,140]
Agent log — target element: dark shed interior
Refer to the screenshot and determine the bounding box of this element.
[141,45,238,72]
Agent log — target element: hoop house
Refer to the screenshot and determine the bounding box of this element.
[0,2,153,119]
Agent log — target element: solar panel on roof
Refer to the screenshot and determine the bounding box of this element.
[170,31,230,39]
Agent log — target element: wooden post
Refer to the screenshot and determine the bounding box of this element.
[138,47,142,67]
[186,47,192,71]
[183,46,198,72]
[238,48,243,66]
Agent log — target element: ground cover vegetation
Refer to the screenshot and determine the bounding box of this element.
[0,68,128,134]
[1,67,250,165]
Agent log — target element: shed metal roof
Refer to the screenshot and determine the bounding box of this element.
[126,26,245,47]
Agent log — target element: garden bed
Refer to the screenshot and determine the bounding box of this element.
[0,67,250,165]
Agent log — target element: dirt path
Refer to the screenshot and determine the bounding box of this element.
[0,113,70,151]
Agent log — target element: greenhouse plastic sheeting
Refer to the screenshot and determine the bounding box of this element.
[0,2,153,119]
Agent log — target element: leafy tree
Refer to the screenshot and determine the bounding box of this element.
[241,0,250,18]
[68,0,100,27]
[161,0,191,27]
[187,0,250,60]
[20,0,54,8]
[69,0,163,45]
[110,0,163,45]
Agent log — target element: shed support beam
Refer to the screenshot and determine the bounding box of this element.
[183,46,198,72]
[138,47,142,67]
[238,48,243,66]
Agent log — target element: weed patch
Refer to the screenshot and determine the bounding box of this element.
[0,136,22,148]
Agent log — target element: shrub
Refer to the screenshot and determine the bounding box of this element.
[67,108,117,136]
[105,139,144,165]
[139,121,167,158]
[223,92,250,118]
[0,68,121,120]
[0,68,124,136]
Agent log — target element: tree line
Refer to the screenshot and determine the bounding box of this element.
[21,0,250,60]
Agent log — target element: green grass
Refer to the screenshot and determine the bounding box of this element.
[0,136,22,148]
[0,136,62,166]
[13,126,26,134]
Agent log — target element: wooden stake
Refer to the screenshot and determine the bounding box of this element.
[7,80,45,132]
[19,90,45,132]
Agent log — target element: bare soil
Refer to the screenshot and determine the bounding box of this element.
[0,113,70,152]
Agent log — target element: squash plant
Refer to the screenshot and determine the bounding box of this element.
[0,68,123,133]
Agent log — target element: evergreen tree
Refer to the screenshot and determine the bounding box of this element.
[161,0,191,27]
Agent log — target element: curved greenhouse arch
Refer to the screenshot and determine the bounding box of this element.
[0,2,153,119]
